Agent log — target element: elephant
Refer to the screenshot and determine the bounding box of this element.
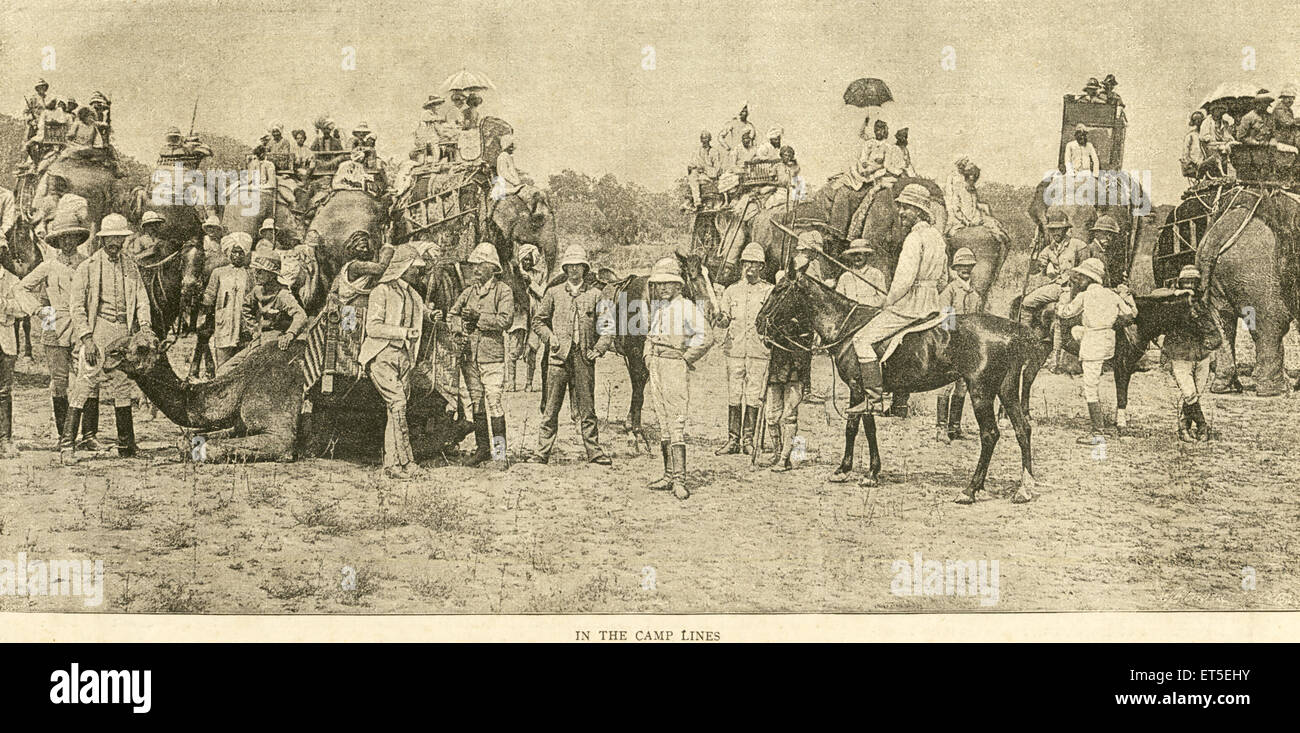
[39,156,125,244]
[307,188,388,291]
[1197,191,1300,396]
[219,176,306,252]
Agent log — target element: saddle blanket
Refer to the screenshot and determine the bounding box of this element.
[874,309,950,364]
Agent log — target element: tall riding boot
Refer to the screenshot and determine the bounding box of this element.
[115,406,136,457]
[0,395,17,459]
[846,361,884,415]
[740,405,758,455]
[1076,402,1106,445]
[670,443,689,500]
[490,416,508,464]
[466,405,492,466]
[715,405,741,455]
[947,391,967,440]
[1188,402,1210,441]
[935,391,952,443]
[79,397,103,451]
[1177,403,1195,442]
[53,396,68,442]
[59,406,83,465]
[649,441,672,490]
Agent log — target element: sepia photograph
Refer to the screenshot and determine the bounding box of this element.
[0,0,1297,642]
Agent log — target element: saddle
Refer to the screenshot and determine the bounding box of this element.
[861,310,953,364]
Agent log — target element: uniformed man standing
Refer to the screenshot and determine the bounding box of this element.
[62,214,155,464]
[526,244,614,466]
[712,243,772,456]
[449,242,515,466]
[202,233,256,368]
[845,186,946,415]
[361,245,432,479]
[759,279,813,472]
[506,243,546,392]
[935,248,981,443]
[0,243,42,458]
[645,256,712,500]
[1157,265,1214,442]
[21,205,89,442]
[1056,257,1134,445]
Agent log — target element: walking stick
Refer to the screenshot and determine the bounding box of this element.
[751,395,767,467]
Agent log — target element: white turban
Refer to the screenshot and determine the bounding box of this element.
[221,232,253,258]
[767,127,783,139]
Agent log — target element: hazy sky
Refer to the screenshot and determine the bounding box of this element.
[4,0,1300,204]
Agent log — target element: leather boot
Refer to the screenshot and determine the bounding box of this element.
[846,361,884,415]
[948,392,967,440]
[715,405,741,455]
[115,406,137,457]
[648,441,672,490]
[1076,402,1106,445]
[465,405,492,466]
[740,405,758,455]
[53,396,68,441]
[1176,403,1195,442]
[490,415,508,463]
[1188,402,1210,441]
[670,443,689,500]
[0,395,17,459]
[80,397,103,450]
[935,392,952,443]
[59,406,83,465]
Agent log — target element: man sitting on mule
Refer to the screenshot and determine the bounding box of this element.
[845,184,948,415]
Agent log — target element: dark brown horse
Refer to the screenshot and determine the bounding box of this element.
[600,250,715,451]
[1013,290,1220,432]
[756,271,1045,503]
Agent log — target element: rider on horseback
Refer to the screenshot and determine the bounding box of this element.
[845,184,947,416]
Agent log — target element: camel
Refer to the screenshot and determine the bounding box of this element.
[103,330,471,464]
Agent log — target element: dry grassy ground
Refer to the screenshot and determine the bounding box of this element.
[2,233,1299,614]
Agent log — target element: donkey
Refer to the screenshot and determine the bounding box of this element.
[756,271,1047,503]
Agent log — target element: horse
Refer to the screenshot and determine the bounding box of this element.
[1012,290,1221,432]
[600,249,715,451]
[755,270,1046,503]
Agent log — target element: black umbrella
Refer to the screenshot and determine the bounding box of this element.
[843,77,894,108]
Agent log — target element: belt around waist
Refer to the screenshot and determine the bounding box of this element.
[648,344,685,358]
[97,312,127,324]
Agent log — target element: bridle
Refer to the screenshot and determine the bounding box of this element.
[756,276,867,355]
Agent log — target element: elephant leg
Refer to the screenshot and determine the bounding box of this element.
[1210,307,1242,393]
[1249,314,1291,397]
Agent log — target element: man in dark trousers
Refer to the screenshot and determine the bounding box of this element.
[525,244,613,465]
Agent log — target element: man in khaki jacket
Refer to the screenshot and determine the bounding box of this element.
[63,214,155,464]
[526,244,614,465]
[362,245,432,479]
[449,242,515,466]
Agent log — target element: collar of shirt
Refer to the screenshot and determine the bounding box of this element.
[564,280,584,298]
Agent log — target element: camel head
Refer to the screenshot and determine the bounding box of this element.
[102,331,162,376]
